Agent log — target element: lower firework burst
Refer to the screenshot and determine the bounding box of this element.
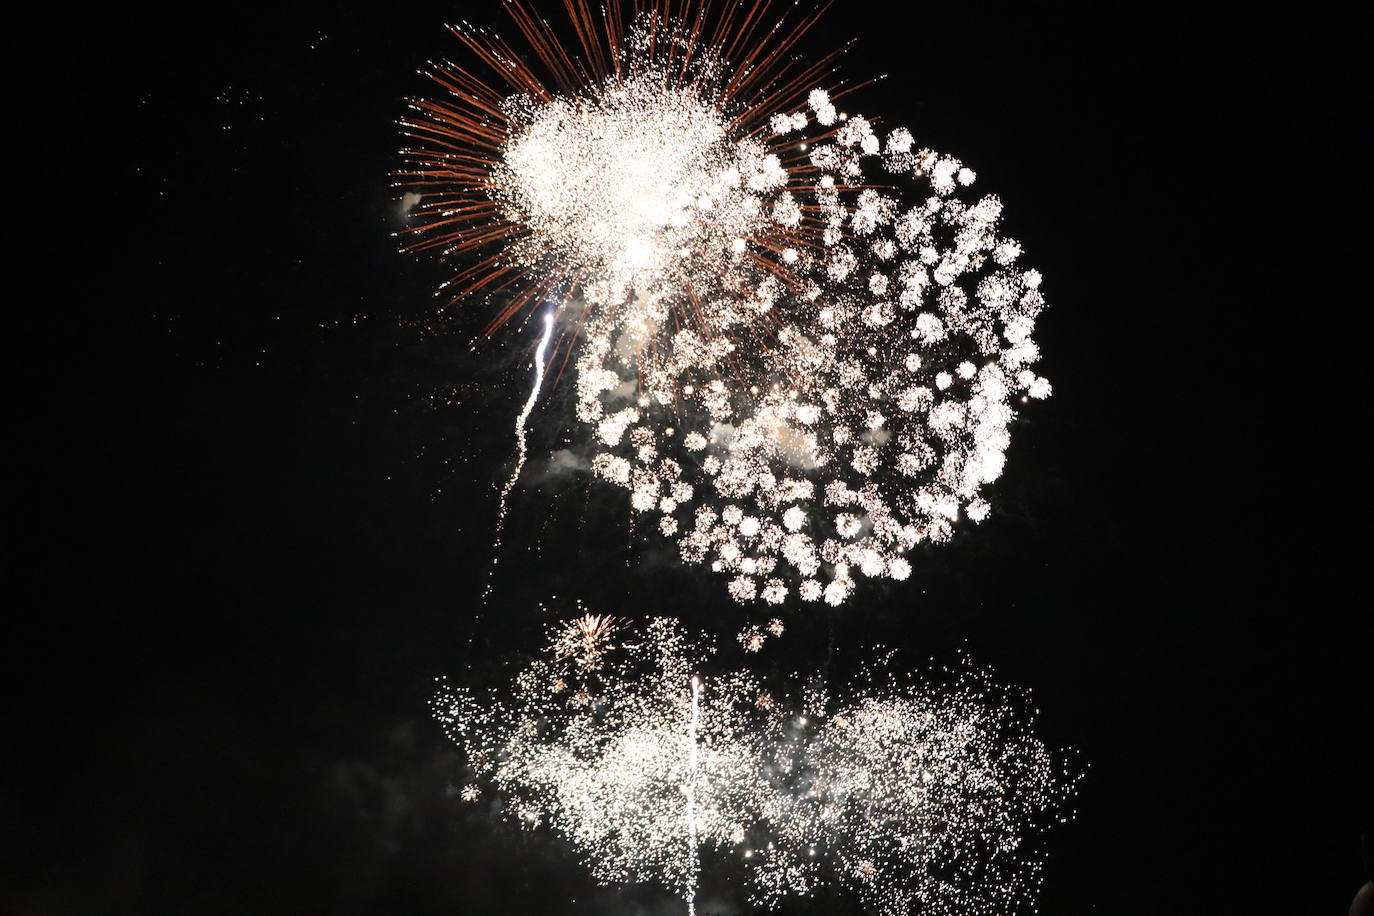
[434,615,1077,915]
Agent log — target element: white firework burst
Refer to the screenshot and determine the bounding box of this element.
[577,89,1051,605]
[495,70,788,301]
[434,616,1075,915]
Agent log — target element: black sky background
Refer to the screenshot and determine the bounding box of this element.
[8,3,1371,914]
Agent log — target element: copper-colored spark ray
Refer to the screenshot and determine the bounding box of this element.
[505,0,587,91]
[549,297,594,390]
[483,269,569,336]
[560,0,609,80]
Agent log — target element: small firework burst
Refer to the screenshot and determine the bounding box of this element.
[553,613,622,670]
[739,625,767,653]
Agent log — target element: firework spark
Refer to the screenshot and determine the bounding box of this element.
[400,0,1051,607]
[552,613,623,670]
[434,616,1075,915]
[399,0,845,347]
[685,674,702,915]
[482,309,556,603]
[576,90,1051,605]
[403,7,1071,905]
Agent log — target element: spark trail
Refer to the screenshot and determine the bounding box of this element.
[482,310,556,604]
[686,675,701,916]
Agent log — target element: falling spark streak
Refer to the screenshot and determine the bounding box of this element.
[482,309,556,604]
[686,675,701,916]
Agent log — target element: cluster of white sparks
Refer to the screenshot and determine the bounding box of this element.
[434,617,1073,915]
[569,88,1051,605]
[496,71,787,298]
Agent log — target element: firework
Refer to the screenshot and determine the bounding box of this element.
[401,3,1050,606]
[402,6,1071,911]
[434,616,1075,915]
[403,0,870,605]
[399,0,846,345]
[552,613,623,669]
[577,90,1051,605]
[481,308,557,603]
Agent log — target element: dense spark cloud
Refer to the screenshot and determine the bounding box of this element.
[399,0,841,342]
[434,617,1075,915]
[494,72,788,297]
[576,89,1051,605]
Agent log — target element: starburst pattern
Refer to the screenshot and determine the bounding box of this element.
[552,613,624,669]
[399,0,844,340]
[434,617,1074,915]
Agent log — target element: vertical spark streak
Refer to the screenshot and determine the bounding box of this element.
[685,675,701,916]
[482,310,556,604]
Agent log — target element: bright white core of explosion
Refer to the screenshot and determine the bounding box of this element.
[495,73,785,292]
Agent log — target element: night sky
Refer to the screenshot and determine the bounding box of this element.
[10,3,1371,914]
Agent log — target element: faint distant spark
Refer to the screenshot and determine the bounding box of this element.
[482,310,556,603]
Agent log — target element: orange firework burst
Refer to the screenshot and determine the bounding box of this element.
[553,613,623,669]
